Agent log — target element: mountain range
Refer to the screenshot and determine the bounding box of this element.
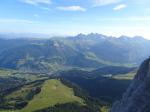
[0,33,150,72]
[0,33,149,112]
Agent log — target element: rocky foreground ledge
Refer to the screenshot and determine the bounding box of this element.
[110,58,150,112]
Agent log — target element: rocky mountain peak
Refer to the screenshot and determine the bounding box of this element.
[110,57,150,112]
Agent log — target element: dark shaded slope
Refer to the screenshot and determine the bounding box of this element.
[60,69,132,103]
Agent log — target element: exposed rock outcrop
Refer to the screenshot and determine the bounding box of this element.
[110,58,150,112]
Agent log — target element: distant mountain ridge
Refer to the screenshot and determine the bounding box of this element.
[55,34,150,65]
[0,33,150,72]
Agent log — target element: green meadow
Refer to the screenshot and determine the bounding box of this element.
[21,79,85,112]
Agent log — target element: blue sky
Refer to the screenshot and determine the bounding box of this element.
[0,0,150,38]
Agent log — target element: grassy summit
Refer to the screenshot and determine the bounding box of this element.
[21,79,85,112]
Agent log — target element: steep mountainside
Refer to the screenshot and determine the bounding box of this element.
[110,58,150,112]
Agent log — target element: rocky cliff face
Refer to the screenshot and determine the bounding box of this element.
[110,58,150,112]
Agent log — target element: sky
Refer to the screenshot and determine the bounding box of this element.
[0,0,150,38]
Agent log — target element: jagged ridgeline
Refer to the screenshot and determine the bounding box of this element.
[0,34,150,72]
[110,58,150,112]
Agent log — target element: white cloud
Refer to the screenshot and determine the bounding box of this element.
[0,19,34,24]
[113,4,127,11]
[93,0,121,6]
[20,0,51,5]
[57,6,86,12]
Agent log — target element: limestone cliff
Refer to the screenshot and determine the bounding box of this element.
[110,58,150,112]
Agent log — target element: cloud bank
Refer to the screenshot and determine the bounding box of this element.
[57,6,86,12]
[93,0,121,6]
[20,0,52,5]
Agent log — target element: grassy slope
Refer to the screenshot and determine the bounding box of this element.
[0,68,14,77]
[85,52,136,67]
[101,106,110,112]
[113,72,136,80]
[21,79,85,112]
